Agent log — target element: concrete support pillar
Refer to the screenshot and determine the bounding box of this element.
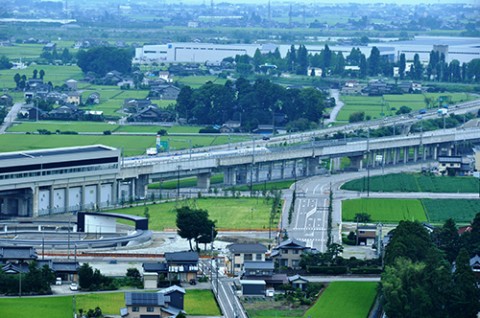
[237,166,248,185]
[414,146,418,163]
[65,185,70,212]
[49,186,54,215]
[371,150,377,168]
[197,172,211,189]
[331,157,342,172]
[403,147,409,164]
[280,161,285,179]
[81,185,85,211]
[306,157,318,176]
[291,160,297,177]
[96,183,101,209]
[224,167,237,186]
[433,146,438,160]
[255,164,260,182]
[302,158,308,176]
[349,155,363,171]
[112,180,118,206]
[392,148,397,165]
[32,187,39,217]
[135,175,149,199]
[267,163,273,181]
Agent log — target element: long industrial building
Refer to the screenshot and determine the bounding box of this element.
[134,36,480,65]
[0,145,122,218]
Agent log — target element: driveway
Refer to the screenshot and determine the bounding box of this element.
[0,102,23,134]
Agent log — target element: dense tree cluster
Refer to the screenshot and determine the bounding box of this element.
[0,261,55,295]
[176,78,326,130]
[381,217,480,318]
[0,55,12,70]
[77,47,133,77]
[40,48,74,64]
[78,263,116,291]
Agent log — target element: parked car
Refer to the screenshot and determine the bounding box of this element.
[69,283,78,291]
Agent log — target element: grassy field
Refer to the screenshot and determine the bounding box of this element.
[423,199,480,224]
[110,197,277,231]
[0,134,245,156]
[226,180,296,192]
[341,173,480,193]
[176,76,226,88]
[303,282,378,318]
[337,93,475,122]
[248,308,304,318]
[0,289,219,317]
[342,198,427,223]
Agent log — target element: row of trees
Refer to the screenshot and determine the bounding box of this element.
[77,47,133,77]
[247,44,480,83]
[0,261,55,295]
[381,215,480,318]
[176,77,326,130]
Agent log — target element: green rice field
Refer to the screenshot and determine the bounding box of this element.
[341,173,479,193]
[342,198,427,223]
[303,282,378,318]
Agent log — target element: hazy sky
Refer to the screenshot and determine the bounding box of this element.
[168,0,477,4]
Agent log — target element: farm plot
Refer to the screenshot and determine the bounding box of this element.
[423,199,480,224]
[342,198,427,223]
[303,282,378,318]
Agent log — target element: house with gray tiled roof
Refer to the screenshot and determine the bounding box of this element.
[226,243,267,275]
[123,285,185,318]
[270,238,317,269]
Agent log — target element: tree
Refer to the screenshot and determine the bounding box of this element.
[395,106,412,115]
[451,248,480,318]
[354,212,371,223]
[296,45,308,75]
[77,47,133,77]
[349,111,365,123]
[367,46,381,76]
[432,218,460,263]
[39,69,45,80]
[78,263,94,289]
[13,73,20,88]
[176,206,216,251]
[288,44,296,72]
[0,55,12,70]
[398,53,406,79]
[33,69,38,79]
[359,54,367,78]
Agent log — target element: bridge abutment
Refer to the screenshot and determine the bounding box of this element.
[197,172,211,189]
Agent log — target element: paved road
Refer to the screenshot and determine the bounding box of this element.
[325,89,344,124]
[284,162,435,252]
[0,102,23,134]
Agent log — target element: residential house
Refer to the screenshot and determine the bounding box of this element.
[18,105,47,120]
[48,104,83,120]
[66,91,81,105]
[123,285,185,318]
[242,261,288,290]
[158,71,173,83]
[341,81,363,95]
[165,251,199,282]
[86,92,101,105]
[0,246,37,263]
[0,93,13,107]
[357,225,377,246]
[124,98,153,113]
[149,84,180,100]
[270,238,317,269]
[219,120,241,133]
[288,274,309,291]
[128,105,175,123]
[226,243,267,275]
[65,79,78,91]
[43,42,56,51]
[437,155,472,176]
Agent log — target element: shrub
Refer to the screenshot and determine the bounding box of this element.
[103,130,112,135]
[350,267,383,274]
[307,265,348,275]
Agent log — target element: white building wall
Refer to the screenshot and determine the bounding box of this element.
[52,188,66,214]
[84,185,97,210]
[84,215,116,233]
[38,189,50,215]
[100,183,112,208]
[68,187,81,212]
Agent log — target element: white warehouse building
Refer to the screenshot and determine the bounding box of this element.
[134,42,278,64]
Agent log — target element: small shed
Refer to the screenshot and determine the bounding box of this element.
[240,279,266,296]
[143,272,158,289]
